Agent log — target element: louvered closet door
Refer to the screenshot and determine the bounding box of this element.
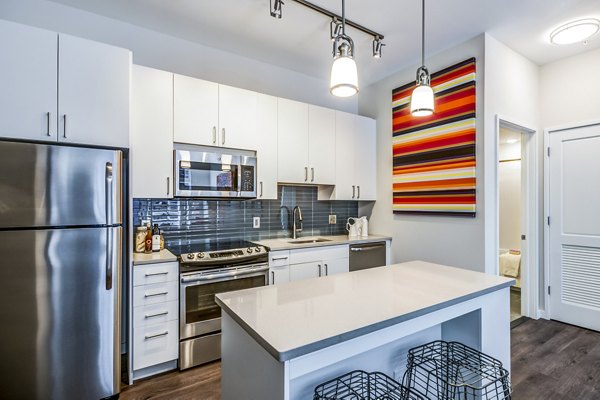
[549,124,600,331]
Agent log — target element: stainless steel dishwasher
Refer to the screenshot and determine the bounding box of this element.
[349,241,387,271]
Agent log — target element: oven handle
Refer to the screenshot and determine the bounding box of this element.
[181,265,269,284]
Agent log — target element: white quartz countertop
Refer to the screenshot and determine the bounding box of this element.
[132,249,177,265]
[254,234,391,251]
[216,261,514,361]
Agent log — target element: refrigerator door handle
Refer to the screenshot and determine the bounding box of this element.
[106,228,113,290]
[105,162,113,226]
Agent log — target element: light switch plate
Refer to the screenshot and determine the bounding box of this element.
[253,217,260,229]
[328,215,337,224]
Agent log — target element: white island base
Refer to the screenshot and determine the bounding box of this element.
[217,261,514,400]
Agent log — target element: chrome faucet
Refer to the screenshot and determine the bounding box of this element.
[292,205,303,239]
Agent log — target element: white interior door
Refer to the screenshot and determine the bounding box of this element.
[549,124,600,331]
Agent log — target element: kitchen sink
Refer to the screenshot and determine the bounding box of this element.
[287,238,332,244]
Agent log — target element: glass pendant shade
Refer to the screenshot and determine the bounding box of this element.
[410,84,434,117]
[330,55,358,97]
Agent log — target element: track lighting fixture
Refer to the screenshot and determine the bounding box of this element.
[372,36,385,58]
[270,0,284,19]
[410,0,434,117]
[330,0,358,97]
[330,17,343,41]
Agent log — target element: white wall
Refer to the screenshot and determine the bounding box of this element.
[0,0,357,113]
[358,35,486,272]
[498,140,522,251]
[541,47,600,128]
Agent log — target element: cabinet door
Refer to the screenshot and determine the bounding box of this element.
[269,266,290,285]
[324,257,349,276]
[218,85,257,150]
[289,261,321,282]
[58,34,130,148]
[0,20,57,141]
[277,98,309,183]
[131,65,173,198]
[308,105,336,185]
[173,74,219,146]
[354,116,377,200]
[256,94,278,199]
[334,111,356,200]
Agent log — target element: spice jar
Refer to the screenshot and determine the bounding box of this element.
[135,226,146,253]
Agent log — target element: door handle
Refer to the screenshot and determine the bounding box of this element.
[271,256,288,261]
[63,114,67,138]
[145,311,168,319]
[46,112,51,136]
[105,162,114,291]
[318,264,322,277]
[305,167,308,182]
[271,271,275,285]
[324,263,328,276]
[167,177,170,196]
[260,181,264,197]
[145,271,169,277]
[311,167,314,182]
[145,291,168,298]
[357,186,360,199]
[144,331,169,340]
[212,126,217,144]
[352,185,356,199]
[222,128,226,145]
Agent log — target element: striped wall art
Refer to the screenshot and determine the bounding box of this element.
[392,57,476,216]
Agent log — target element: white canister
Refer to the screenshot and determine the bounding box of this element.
[360,216,369,237]
[346,217,359,237]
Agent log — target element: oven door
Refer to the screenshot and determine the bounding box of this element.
[179,264,268,340]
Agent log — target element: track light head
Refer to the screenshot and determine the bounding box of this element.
[270,0,284,19]
[372,37,385,58]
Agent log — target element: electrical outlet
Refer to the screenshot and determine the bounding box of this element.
[328,214,337,224]
[253,217,260,229]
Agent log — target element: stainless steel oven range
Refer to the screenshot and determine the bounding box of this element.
[170,240,268,370]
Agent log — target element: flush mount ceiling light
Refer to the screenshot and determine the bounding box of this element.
[267,0,383,97]
[270,0,284,19]
[330,0,358,97]
[550,18,600,45]
[410,0,434,117]
[505,138,519,144]
[372,36,385,59]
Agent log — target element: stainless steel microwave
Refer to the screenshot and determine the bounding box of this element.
[174,147,257,198]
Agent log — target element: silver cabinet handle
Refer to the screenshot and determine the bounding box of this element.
[357,186,360,199]
[318,264,322,277]
[63,114,67,138]
[167,177,170,196]
[271,256,288,261]
[145,271,168,277]
[271,271,275,285]
[222,128,226,145]
[260,181,264,198]
[352,185,356,199]
[212,126,217,144]
[305,167,308,182]
[325,263,328,276]
[46,112,51,136]
[145,311,168,319]
[144,331,168,340]
[311,168,314,182]
[145,291,168,298]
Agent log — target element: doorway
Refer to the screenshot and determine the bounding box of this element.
[495,117,538,321]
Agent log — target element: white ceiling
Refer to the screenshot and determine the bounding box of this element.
[48,0,600,86]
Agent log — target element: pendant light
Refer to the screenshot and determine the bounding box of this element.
[330,0,358,97]
[410,0,434,117]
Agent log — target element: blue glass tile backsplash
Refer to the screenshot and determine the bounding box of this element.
[133,185,359,247]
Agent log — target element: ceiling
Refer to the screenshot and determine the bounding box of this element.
[48,0,600,86]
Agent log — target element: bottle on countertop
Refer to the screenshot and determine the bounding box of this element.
[135,226,146,253]
[144,223,153,254]
[152,224,161,252]
[159,229,165,250]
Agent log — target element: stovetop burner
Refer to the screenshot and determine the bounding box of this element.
[167,239,268,271]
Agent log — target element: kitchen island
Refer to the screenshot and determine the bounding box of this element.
[216,261,514,400]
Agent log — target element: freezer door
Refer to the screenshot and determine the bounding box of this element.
[0,227,122,400]
[0,141,122,228]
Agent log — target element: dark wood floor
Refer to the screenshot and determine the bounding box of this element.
[121,319,600,399]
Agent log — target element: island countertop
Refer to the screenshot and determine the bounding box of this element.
[215,261,514,362]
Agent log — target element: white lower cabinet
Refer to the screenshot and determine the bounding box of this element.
[288,245,349,282]
[132,261,179,379]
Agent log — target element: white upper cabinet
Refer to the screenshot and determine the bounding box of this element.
[308,105,336,185]
[0,20,57,142]
[277,98,309,183]
[131,65,174,199]
[173,74,219,146]
[58,34,131,148]
[218,85,257,150]
[329,112,377,200]
[256,94,278,199]
[354,116,377,200]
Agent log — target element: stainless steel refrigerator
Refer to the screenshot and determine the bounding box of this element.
[0,141,124,399]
